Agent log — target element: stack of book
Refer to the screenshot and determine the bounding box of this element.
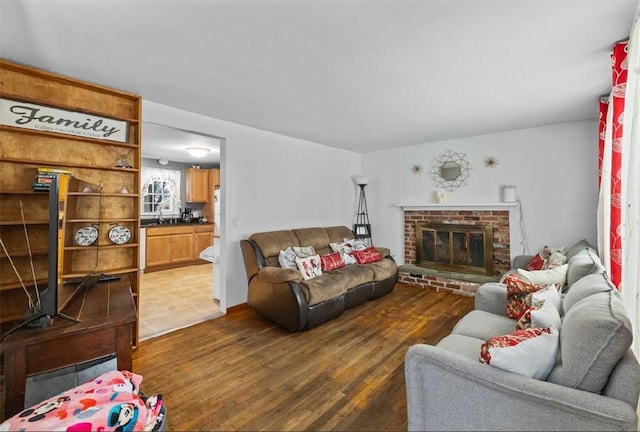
[33,167,74,191]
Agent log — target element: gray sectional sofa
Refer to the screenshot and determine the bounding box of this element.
[240,226,398,331]
[405,240,640,431]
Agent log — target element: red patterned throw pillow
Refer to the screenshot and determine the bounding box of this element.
[352,247,382,264]
[526,253,546,271]
[504,274,547,320]
[479,327,559,380]
[320,252,345,271]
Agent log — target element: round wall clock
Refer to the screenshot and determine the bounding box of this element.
[108,225,131,245]
[74,226,99,246]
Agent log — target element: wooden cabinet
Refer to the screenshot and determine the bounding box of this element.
[201,168,220,221]
[0,59,142,346]
[185,168,209,203]
[194,224,214,258]
[145,224,213,272]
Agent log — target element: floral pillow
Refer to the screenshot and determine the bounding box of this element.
[504,274,548,320]
[479,327,559,380]
[320,252,345,271]
[352,247,382,264]
[293,245,316,258]
[526,253,546,271]
[329,242,357,265]
[342,238,370,252]
[295,255,323,280]
[278,247,298,269]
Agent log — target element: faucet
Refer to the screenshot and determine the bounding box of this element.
[157,208,164,224]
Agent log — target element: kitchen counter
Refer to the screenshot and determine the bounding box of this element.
[141,220,213,228]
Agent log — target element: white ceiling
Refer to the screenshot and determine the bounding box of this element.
[1,0,638,163]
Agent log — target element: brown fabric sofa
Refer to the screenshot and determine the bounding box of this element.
[240,226,398,331]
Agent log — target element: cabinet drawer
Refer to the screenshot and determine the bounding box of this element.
[146,225,193,236]
[194,224,213,233]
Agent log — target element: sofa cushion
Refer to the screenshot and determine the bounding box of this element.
[480,327,559,380]
[324,226,355,244]
[562,272,616,314]
[292,228,331,254]
[250,230,301,266]
[293,245,316,258]
[565,239,596,261]
[298,271,349,306]
[565,247,604,288]
[329,242,357,265]
[516,301,561,331]
[436,334,485,361]
[365,257,398,282]
[451,310,517,340]
[547,284,633,394]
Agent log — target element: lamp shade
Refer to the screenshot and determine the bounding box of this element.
[351,175,369,186]
[186,147,210,158]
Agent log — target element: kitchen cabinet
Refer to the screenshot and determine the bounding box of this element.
[145,226,194,268]
[185,168,209,203]
[145,224,213,272]
[194,224,214,258]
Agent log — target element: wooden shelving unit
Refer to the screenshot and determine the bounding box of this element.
[0,59,142,346]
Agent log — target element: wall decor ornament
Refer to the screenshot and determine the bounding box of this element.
[484,156,499,168]
[410,163,424,175]
[430,149,471,191]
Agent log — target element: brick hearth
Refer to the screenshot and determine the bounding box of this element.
[400,209,511,296]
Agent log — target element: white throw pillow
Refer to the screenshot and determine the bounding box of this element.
[343,238,370,251]
[517,264,568,286]
[295,255,323,280]
[480,327,559,380]
[278,247,298,269]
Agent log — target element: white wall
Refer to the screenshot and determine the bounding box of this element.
[362,120,599,264]
[143,101,361,309]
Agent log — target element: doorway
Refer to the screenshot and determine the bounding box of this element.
[139,122,225,340]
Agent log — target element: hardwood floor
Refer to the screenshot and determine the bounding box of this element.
[139,263,223,341]
[133,283,474,431]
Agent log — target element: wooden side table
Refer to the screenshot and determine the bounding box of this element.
[0,277,137,420]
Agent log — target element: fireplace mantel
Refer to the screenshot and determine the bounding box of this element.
[396,203,517,211]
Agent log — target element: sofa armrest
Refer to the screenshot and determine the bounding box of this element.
[474,282,507,316]
[405,344,638,431]
[513,254,534,269]
[257,267,302,284]
[374,246,391,258]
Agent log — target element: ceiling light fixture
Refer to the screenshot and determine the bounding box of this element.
[186,147,210,158]
[158,158,169,166]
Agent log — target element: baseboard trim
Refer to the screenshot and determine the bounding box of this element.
[227,303,248,313]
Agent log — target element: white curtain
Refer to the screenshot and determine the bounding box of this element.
[597,99,613,272]
[621,11,640,357]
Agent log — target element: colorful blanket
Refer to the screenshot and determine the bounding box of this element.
[0,370,164,432]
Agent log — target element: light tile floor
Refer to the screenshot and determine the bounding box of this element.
[139,263,223,341]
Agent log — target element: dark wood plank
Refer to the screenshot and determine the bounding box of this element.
[132,283,474,431]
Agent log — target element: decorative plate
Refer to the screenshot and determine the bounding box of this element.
[109,225,131,245]
[74,226,99,246]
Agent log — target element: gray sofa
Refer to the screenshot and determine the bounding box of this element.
[405,240,640,431]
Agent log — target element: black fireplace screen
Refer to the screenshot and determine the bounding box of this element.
[416,223,493,275]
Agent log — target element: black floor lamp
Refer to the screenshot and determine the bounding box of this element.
[352,175,371,241]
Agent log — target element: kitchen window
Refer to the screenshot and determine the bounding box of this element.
[141,167,182,217]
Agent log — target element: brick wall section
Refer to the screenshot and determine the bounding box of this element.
[404,210,511,277]
[398,273,480,297]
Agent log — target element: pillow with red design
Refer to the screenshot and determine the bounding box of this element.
[295,255,323,280]
[320,252,345,271]
[352,247,382,264]
[504,274,547,320]
[479,327,559,379]
[526,253,546,271]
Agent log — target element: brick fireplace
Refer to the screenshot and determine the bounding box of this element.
[399,206,512,296]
